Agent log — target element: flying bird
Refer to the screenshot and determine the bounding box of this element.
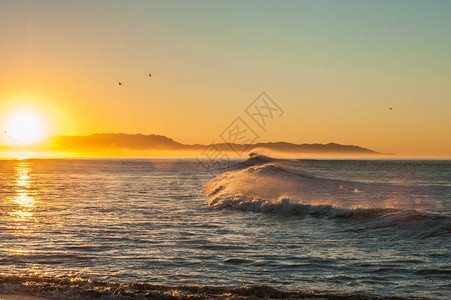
[118,82,122,86]
[389,107,393,110]
[149,73,151,77]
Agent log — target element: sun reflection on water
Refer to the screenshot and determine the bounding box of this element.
[9,161,36,236]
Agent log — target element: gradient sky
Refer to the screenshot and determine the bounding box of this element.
[0,0,450,157]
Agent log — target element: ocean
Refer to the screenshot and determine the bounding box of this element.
[0,156,449,299]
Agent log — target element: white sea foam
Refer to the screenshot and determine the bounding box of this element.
[203,155,451,224]
[206,159,378,211]
[0,274,383,300]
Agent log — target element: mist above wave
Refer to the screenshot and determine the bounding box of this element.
[207,155,412,211]
[203,154,450,234]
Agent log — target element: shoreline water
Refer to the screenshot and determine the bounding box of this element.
[0,280,430,300]
[0,294,49,300]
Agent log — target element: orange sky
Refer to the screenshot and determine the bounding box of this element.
[0,1,450,157]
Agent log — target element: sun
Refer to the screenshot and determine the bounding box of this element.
[4,111,45,144]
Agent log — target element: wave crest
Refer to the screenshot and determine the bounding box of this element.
[203,156,451,237]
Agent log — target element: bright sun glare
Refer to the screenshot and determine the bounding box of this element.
[5,111,44,144]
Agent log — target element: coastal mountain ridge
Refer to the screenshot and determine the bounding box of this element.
[40,133,380,154]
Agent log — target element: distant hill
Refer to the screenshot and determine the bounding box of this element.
[42,133,184,150]
[39,133,380,155]
[209,142,377,154]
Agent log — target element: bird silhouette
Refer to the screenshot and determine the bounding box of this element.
[118,82,122,86]
[149,73,151,77]
[389,107,393,110]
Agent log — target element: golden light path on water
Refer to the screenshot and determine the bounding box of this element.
[8,161,35,240]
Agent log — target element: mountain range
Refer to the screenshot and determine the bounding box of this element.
[39,133,380,155]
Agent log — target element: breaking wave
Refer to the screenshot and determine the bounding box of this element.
[203,154,451,237]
